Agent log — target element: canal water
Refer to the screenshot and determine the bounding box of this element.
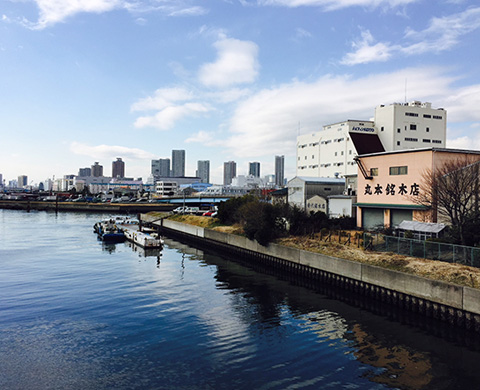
[1,210,480,390]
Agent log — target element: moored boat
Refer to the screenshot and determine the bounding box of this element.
[93,218,126,243]
[121,226,164,248]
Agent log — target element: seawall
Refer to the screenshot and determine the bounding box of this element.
[0,200,174,213]
[146,216,480,332]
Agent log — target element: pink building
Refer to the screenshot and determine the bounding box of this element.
[355,148,480,230]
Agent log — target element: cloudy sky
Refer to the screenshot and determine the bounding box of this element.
[1,0,480,185]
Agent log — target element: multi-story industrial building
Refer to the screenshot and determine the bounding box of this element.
[223,161,237,185]
[296,101,447,178]
[172,150,185,177]
[112,158,125,178]
[196,160,210,183]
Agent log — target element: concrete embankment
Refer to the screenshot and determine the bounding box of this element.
[144,215,480,331]
[0,200,174,213]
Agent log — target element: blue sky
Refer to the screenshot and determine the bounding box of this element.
[1,0,480,185]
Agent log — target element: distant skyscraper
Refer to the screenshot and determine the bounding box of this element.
[151,159,170,177]
[275,155,285,187]
[18,175,28,188]
[91,162,103,177]
[196,160,210,183]
[249,162,260,177]
[78,167,91,177]
[112,158,125,178]
[223,161,237,185]
[172,150,185,177]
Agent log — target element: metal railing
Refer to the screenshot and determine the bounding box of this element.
[363,233,480,268]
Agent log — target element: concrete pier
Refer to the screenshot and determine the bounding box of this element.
[150,217,480,332]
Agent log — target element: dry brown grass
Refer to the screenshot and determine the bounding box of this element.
[162,214,480,289]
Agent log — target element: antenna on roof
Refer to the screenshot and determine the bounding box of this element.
[404,78,407,103]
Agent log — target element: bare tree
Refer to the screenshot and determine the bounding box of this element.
[414,156,480,245]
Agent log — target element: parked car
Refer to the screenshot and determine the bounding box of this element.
[185,207,201,215]
[173,206,187,214]
[202,210,217,217]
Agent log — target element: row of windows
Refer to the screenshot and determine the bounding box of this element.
[397,126,430,132]
[370,166,408,176]
[405,113,443,120]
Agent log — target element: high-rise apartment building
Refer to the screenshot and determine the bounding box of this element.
[78,167,91,177]
[223,161,237,185]
[275,156,284,187]
[296,101,447,178]
[112,158,125,178]
[17,175,28,188]
[249,162,260,177]
[91,162,103,177]
[151,159,170,177]
[172,150,185,177]
[196,160,210,183]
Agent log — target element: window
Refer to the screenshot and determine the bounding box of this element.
[370,168,378,176]
[397,141,401,146]
[410,124,417,130]
[433,115,443,120]
[390,166,408,175]
[349,150,352,155]
[397,128,401,133]
[432,140,442,144]
[405,137,418,142]
[405,112,419,117]
[381,126,384,131]
[423,139,431,143]
[423,114,431,118]
[335,152,337,156]
[426,127,430,132]
[312,155,314,159]
[341,151,344,155]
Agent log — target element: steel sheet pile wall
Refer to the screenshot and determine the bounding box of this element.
[156,217,480,331]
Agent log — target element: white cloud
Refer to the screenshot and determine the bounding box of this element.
[20,0,208,29]
[402,7,480,55]
[131,87,213,130]
[222,67,466,158]
[185,130,216,144]
[131,87,194,112]
[70,142,156,160]
[28,0,123,29]
[134,102,211,130]
[198,37,259,88]
[341,30,394,65]
[254,0,417,11]
[447,136,480,151]
[342,7,480,65]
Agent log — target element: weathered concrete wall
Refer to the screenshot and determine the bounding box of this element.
[155,218,479,316]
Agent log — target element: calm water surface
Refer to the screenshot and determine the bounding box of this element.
[1,209,480,389]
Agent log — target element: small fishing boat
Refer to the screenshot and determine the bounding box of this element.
[93,218,126,243]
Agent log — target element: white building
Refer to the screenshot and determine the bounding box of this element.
[374,101,446,151]
[288,176,345,210]
[156,181,178,196]
[296,101,447,178]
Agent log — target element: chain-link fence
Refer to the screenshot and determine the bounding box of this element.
[363,233,480,267]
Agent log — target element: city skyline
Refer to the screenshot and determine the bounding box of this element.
[2,1,480,184]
